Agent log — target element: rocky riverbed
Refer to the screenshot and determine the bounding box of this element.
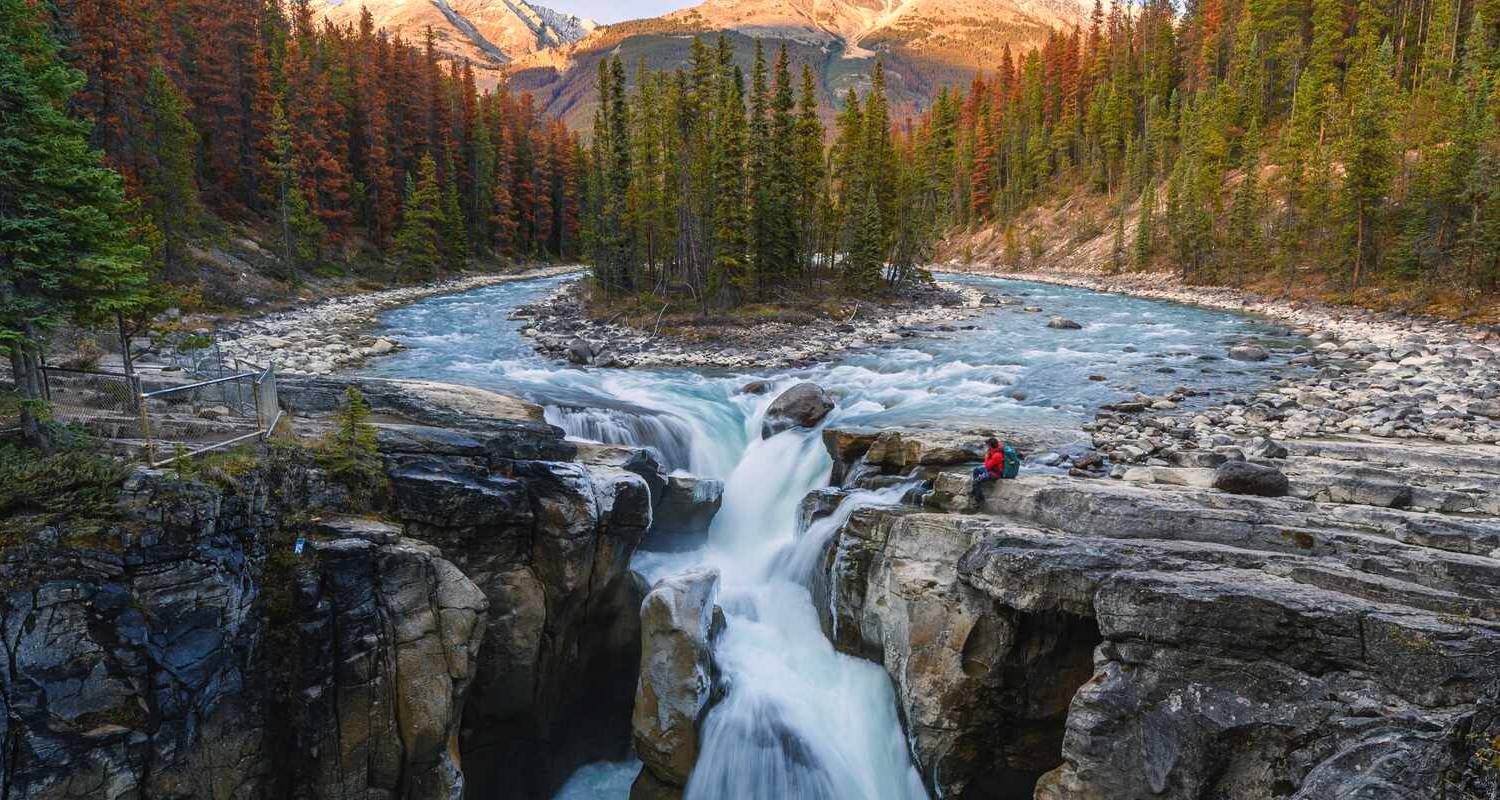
[511,279,996,369]
[215,265,582,375]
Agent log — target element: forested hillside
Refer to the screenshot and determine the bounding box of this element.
[52,0,579,285]
[919,0,1500,306]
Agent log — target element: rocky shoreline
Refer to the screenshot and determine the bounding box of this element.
[511,279,996,370]
[215,265,582,375]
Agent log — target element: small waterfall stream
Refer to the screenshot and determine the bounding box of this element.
[361,271,1306,798]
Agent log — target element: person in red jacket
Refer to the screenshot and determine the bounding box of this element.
[971,437,1020,500]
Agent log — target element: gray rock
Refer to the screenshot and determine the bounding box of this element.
[761,382,835,438]
[1229,344,1271,361]
[1212,460,1290,496]
[632,568,722,797]
[645,475,724,552]
[1047,317,1083,330]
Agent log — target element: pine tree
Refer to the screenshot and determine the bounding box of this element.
[1,0,148,446]
[1343,38,1396,289]
[391,155,445,278]
[710,59,751,306]
[264,101,324,278]
[1134,178,1155,268]
[440,155,467,269]
[140,64,201,275]
[843,185,886,295]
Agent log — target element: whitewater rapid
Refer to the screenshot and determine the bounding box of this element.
[362,272,1303,798]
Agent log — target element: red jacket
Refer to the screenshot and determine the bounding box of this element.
[983,446,1005,477]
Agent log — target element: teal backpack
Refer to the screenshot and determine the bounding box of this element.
[1000,444,1021,479]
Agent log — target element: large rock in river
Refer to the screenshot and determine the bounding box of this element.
[632,568,723,799]
[644,475,725,552]
[761,382,835,438]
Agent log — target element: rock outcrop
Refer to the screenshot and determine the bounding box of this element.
[631,568,723,800]
[293,517,487,800]
[643,475,724,552]
[0,377,657,800]
[819,426,1500,799]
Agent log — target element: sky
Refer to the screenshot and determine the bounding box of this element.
[555,0,699,24]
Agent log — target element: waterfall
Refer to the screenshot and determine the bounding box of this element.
[366,271,1307,800]
[684,424,927,800]
[545,405,699,472]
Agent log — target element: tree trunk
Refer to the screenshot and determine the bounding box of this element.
[10,337,47,450]
[1352,210,1365,290]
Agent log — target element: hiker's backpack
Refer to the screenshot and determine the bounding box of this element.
[1000,444,1021,479]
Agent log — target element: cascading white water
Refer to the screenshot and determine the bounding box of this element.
[544,405,699,472]
[685,440,927,799]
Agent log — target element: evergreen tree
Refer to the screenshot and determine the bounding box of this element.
[140,64,201,274]
[1343,38,1396,289]
[391,155,445,278]
[0,0,148,446]
[264,100,324,278]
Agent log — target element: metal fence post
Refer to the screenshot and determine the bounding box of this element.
[130,375,153,463]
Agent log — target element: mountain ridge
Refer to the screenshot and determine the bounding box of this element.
[318,0,1088,127]
[312,0,596,82]
[517,0,1086,129]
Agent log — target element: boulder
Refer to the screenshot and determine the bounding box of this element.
[1212,460,1290,497]
[761,382,835,438]
[566,337,595,365]
[645,475,725,552]
[1228,344,1271,362]
[632,568,723,798]
[1046,317,1083,330]
[739,380,772,395]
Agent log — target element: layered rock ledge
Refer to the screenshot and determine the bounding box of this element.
[818,421,1500,799]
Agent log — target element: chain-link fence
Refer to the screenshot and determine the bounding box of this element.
[43,325,231,382]
[37,366,142,441]
[138,366,283,466]
[4,319,286,462]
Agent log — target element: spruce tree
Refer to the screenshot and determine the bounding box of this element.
[0,0,148,446]
[264,101,324,279]
[140,64,201,275]
[391,155,445,279]
[1342,39,1396,289]
[710,60,751,306]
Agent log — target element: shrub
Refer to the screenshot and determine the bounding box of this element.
[0,442,130,545]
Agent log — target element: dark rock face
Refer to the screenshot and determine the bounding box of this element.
[761,382,835,438]
[0,379,655,800]
[378,424,653,800]
[293,517,487,800]
[1212,460,1291,497]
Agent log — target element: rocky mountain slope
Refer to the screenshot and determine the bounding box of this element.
[313,0,596,83]
[509,0,1086,128]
